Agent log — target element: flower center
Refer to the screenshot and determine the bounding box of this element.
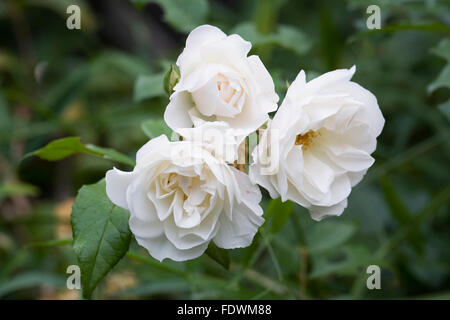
[216,73,245,113]
[295,130,318,150]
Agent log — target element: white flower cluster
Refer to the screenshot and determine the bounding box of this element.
[106,25,385,261]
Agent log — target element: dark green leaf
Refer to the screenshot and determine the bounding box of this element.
[266,198,293,234]
[206,242,230,270]
[71,179,132,299]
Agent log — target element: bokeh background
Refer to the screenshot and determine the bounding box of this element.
[0,0,449,299]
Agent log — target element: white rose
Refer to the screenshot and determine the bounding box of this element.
[105,135,264,262]
[250,66,385,221]
[164,24,279,135]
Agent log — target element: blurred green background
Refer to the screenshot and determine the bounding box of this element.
[0,0,449,300]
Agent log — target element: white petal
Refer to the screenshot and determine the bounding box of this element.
[129,216,164,239]
[309,199,348,221]
[185,25,226,49]
[164,217,206,250]
[136,135,169,166]
[217,96,269,134]
[232,167,263,216]
[164,92,195,130]
[136,234,208,262]
[303,151,335,194]
[105,168,135,209]
[330,81,384,138]
[249,162,280,199]
[213,200,264,249]
[247,55,279,111]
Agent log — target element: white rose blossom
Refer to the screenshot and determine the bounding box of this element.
[250,66,385,221]
[105,131,264,262]
[164,24,279,135]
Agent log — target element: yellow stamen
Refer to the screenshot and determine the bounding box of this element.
[295,130,318,150]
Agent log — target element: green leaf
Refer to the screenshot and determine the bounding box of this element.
[71,179,132,299]
[85,144,136,167]
[428,65,450,93]
[133,73,166,102]
[438,99,450,122]
[232,23,313,56]
[429,38,450,93]
[430,38,450,62]
[131,0,209,33]
[164,64,180,96]
[25,137,135,167]
[379,176,413,224]
[205,242,230,270]
[266,198,293,234]
[306,221,356,255]
[141,119,173,140]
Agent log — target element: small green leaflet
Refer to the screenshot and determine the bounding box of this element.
[25,137,135,167]
[71,179,132,299]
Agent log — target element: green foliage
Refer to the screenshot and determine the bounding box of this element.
[25,137,135,167]
[132,0,209,33]
[205,242,230,270]
[265,198,294,234]
[438,100,450,122]
[134,73,166,102]
[232,23,313,56]
[0,272,66,298]
[141,119,173,140]
[306,221,356,255]
[71,179,132,299]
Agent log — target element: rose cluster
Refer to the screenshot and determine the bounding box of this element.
[105,25,385,261]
